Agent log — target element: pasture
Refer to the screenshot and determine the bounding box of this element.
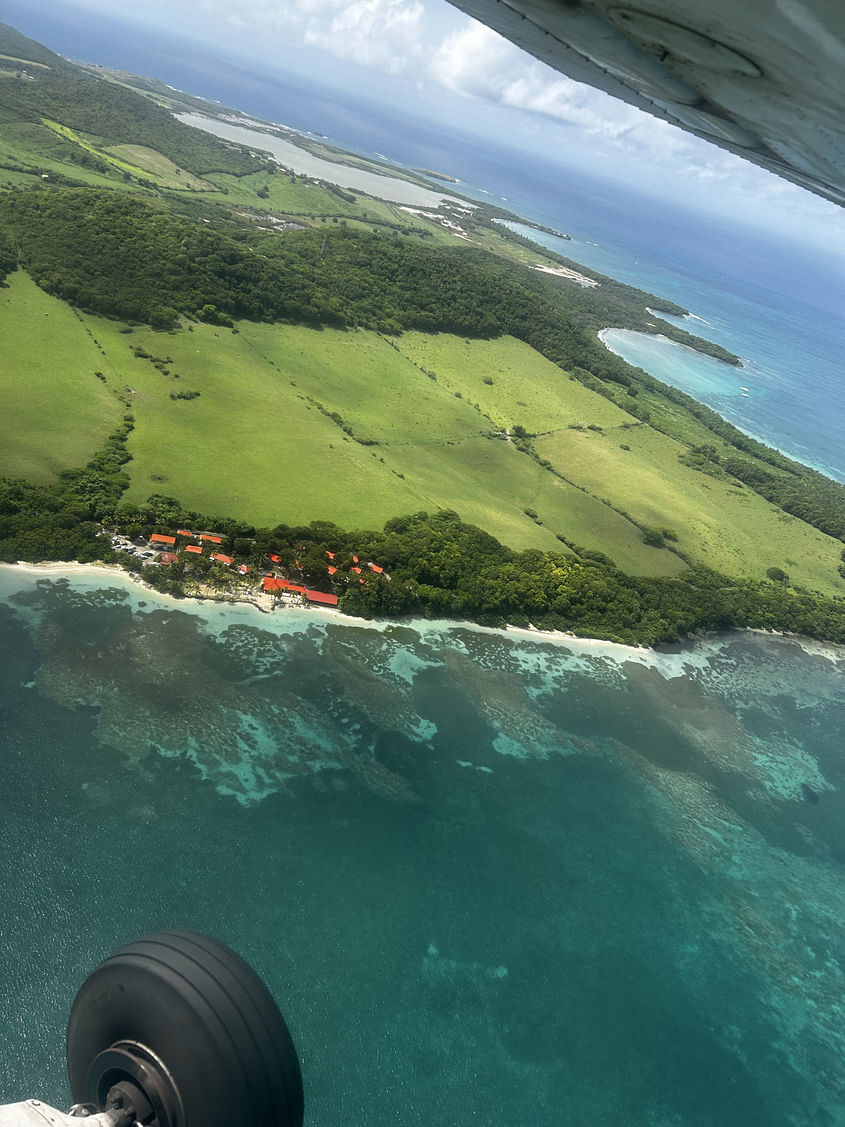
[394,332,634,433]
[2,271,841,590]
[534,424,845,596]
[104,144,214,190]
[0,272,123,480]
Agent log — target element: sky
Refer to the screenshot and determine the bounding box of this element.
[10,0,845,256]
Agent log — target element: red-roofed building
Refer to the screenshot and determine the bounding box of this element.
[327,565,337,576]
[150,533,176,546]
[267,554,281,563]
[325,550,335,560]
[185,545,202,555]
[286,583,307,595]
[176,529,193,537]
[199,534,223,544]
[211,553,234,565]
[237,565,250,575]
[159,552,179,564]
[351,566,362,574]
[306,590,339,606]
[352,554,359,563]
[263,576,289,592]
[368,563,384,574]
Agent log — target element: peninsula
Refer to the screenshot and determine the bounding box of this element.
[413,167,459,183]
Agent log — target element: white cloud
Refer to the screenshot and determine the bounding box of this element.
[430,22,642,137]
[133,0,426,75]
[225,0,426,75]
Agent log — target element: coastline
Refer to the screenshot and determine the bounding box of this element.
[0,559,353,627]
[4,561,843,668]
[0,560,655,656]
[597,325,740,368]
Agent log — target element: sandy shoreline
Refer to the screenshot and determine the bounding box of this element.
[0,559,347,623]
[531,262,599,287]
[3,561,843,665]
[0,559,648,653]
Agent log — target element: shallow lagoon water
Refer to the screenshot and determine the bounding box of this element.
[1,567,843,1126]
[175,113,463,210]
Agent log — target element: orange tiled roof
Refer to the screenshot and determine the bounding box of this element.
[306,590,339,606]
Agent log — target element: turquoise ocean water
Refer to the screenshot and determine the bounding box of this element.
[1,7,844,1121]
[1,567,844,1126]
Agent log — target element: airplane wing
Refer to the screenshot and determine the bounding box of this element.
[447,0,845,205]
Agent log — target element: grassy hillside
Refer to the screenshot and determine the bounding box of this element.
[76,297,682,573]
[0,271,123,479]
[2,20,845,627]
[397,331,845,597]
[394,332,633,432]
[4,269,845,596]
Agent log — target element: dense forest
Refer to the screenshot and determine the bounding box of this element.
[0,184,735,361]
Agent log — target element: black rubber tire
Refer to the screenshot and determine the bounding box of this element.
[66,930,304,1127]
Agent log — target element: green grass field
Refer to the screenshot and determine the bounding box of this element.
[0,272,123,479]
[394,332,635,432]
[2,270,843,592]
[104,144,214,190]
[105,317,675,571]
[0,120,127,190]
[534,421,845,595]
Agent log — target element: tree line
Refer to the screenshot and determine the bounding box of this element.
[3,434,845,647]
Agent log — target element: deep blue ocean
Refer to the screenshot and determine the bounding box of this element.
[2,7,845,1125]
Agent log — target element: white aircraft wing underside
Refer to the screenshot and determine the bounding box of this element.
[448,0,845,206]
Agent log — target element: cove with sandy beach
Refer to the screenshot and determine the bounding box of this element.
[1,562,843,1126]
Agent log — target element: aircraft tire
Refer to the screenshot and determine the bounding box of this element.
[66,929,303,1127]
